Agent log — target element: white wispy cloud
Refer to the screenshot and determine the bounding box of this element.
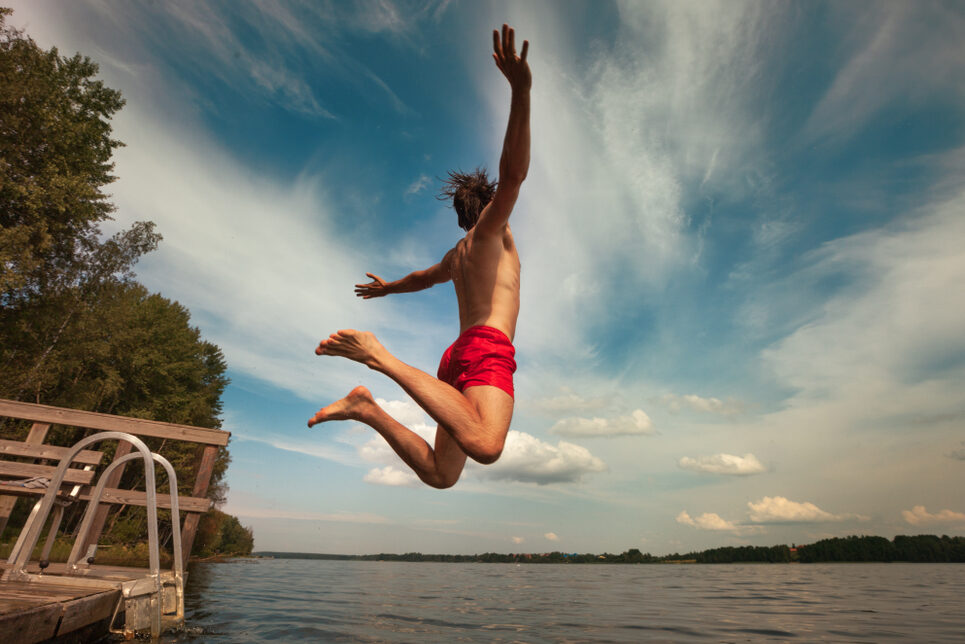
[660,394,744,416]
[232,432,359,467]
[487,0,784,378]
[802,2,965,146]
[747,496,865,524]
[106,115,373,400]
[901,505,965,527]
[404,173,432,196]
[512,536,524,544]
[544,532,559,542]
[481,431,607,485]
[549,410,654,438]
[678,453,766,476]
[228,505,390,524]
[528,391,610,415]
[760,187,965,438]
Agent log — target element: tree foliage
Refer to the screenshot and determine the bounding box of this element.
[796,535,965,563]
[0,8,246,555]
[255,536,965,564]
[0,7,129,301]
[193,509,254,557]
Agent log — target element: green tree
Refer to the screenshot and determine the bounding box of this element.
[1,7,133,301]
[193,510,253,557]
[0,8,245,556]
[1,8,163,405]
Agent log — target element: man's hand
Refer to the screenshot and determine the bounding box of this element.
[493,24,530,91]
[354,273,389,299]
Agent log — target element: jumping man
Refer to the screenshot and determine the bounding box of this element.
[307,24,531,489]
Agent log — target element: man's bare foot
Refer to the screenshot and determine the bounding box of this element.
[314,329,387,369]
[307,386,375,427]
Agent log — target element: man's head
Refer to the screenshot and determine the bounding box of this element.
[438,168,497,231]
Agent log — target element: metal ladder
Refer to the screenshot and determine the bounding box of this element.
[2,431,185,638]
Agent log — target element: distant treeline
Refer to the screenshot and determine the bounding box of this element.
[795,535,965,563]
[255,535,965,564]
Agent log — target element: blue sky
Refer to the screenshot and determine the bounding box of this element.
[10,0,965,555]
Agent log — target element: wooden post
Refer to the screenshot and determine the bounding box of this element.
[179,445,217,568]
[80,440,133,554]
[0,423,50,537]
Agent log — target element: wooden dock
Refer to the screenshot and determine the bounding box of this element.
[0,577,120,644]
[0,561,184,642]
[0,398,232,641]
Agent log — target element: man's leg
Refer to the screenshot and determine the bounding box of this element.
[314,329,512,464]
[308,386,467,488]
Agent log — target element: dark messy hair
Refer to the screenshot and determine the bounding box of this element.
[437,168,497,231]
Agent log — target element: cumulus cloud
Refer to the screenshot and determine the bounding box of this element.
[481,431,607,485]
[544,532,560,542]
[363,466,420,487]
[678,453,766,476]
[676,510,741,532]
[660,394,744,416]
[902,505,965,527]
[747,496,864,523]
[512,536,525,545]
[354,402,608,487]
[549,410,655,438]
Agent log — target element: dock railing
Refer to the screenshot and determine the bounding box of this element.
[0,398,231,569]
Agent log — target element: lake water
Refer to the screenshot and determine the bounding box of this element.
[163,559,964,642]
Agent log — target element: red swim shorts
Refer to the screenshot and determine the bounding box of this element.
[437,325,516,398]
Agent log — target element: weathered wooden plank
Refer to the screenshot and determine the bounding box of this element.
[0,424,50,536]
[0,580,120,644]
[0,439,103,465]
[0,461,95,485]
[0,483,81,498]
[181,444,219,567]
[0,602,60,644]
[0,399,230,446]
[0,484,210,512]
[0,582,98,603]
[57,588,121,635]
[81,488,212,513]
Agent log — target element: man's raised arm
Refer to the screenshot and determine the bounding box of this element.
[354,256,452,299]
[475,24,531,236]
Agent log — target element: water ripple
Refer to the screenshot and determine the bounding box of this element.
[162,560,965,643]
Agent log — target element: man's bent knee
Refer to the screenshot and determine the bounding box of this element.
[422,470,461,489]
[470,440,504,465]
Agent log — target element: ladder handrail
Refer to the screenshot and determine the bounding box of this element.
[67,450,184,622]
[5,432,160,578]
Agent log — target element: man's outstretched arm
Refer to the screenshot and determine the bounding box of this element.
[354,257,452,299]
[475,24,531,237]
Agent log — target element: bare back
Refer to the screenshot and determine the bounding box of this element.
[444,224,520,341]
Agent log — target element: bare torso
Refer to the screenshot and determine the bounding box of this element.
[444,225,520,341]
